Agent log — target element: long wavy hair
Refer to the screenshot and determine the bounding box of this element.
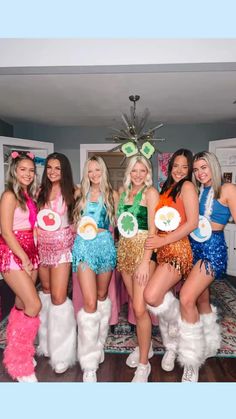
[123,155,153,202]
[161,148,193,201]
[6,152,37,210]
[192,151,222,199]
[73,155,115,226]
[37,152,75,222]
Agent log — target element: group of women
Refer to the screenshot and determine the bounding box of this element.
[0,146,235,383]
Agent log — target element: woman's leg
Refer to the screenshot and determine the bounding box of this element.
[197,285,221,360]
[76,265,102,382]
[178,261,215,382]
[96,271,113,363]
[2,270,41,381]
[37,266,51,357]
[144,264,181,373]
[47,262,76,373]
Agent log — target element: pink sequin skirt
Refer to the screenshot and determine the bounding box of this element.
[0,230,39,273]
[37,226,75,267]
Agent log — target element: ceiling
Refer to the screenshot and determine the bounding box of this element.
[1,57,236,128]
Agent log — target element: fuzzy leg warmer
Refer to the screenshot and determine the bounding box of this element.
[77,308,102,371]
[3,306,40,379]
[147,291,180,337]
[37,291,51,357]
[177,319,205,369]
[200,305,221,360]
[48,298,77,370]
[159,317,178,353]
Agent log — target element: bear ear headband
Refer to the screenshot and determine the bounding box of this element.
[11,151,35,160]
[106,95,165,164]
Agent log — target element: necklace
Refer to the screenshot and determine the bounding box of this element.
[117,186,146,218]
[199,185,214,220]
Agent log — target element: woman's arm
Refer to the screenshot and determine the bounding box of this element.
[223,183,236,223]
[145,181,199,249]
[134,187,159,285]
[0,191,32,270]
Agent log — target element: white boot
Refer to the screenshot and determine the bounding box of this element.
[178,319,205,382]
[200,305,221,359]
[77,309,102,382]
[48,298,77,373]
[37,291,51,357]
[147,291,180,338]
[97,297,112,364]
[159,318,177,372]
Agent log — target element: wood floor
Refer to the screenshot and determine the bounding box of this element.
[0,349,235,382]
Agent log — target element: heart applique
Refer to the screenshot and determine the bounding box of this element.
[43,213,55,226]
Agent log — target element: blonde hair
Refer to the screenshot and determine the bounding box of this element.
[6,155,37,209]
[123,155,153,201]
[193,151,222,199]
[73,156,115,226]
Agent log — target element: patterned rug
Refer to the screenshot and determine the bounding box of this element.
[105,279,236,358]
[0,279,236,357]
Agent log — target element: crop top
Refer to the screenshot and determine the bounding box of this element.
[83,199,110,230]
[199,186,231,225]
[123,204,148,230]
[46,195,70,229]
[13,206,31,230]
[155,188,187,227]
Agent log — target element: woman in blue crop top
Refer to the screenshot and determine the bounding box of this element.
[72,156,118,382]
[116,155,159,382]
[178,151,236,382]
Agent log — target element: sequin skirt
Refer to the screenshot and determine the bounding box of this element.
[72,230,116,274]
[37,226,75,267]
[190,231,227,279]
[117,231,149,275]
[0,230,39,272]
[156,234,193,278]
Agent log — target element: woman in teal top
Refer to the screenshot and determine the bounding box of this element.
[72,156,118,382]
[117,155,159,382]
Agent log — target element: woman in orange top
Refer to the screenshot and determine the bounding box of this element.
[144,149,199,373]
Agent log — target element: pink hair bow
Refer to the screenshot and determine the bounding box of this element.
[26,152,35,159]
[11,151,19,159]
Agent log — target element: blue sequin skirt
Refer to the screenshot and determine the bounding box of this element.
[190,231,227,279]
[72,230,116,274]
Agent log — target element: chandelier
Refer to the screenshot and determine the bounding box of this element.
[107,95,165,163]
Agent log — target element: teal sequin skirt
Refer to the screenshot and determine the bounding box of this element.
[72,230,116,274]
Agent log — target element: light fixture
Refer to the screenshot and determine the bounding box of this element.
[107,95,165,164]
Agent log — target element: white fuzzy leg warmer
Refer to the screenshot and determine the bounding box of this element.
[159,317,178,353]
[48,298,77,370]
[200,305,221,359]
[177,319,205,368]
[37,291,51,357]
[97,297,112,346]
[77,309,102,371]
[97,298,112,363]
[147,291,180,335]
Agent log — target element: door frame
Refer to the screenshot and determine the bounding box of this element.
[80,143,120,179]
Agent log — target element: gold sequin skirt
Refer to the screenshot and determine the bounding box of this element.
[117,231,148,275]
[156,235,193,278]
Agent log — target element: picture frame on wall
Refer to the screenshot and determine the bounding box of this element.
[223,172,233,183]
[157,152,173,191]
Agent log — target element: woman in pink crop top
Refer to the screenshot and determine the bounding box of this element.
[0,151,40,382]
[177,151,236,382]
[36,152,76,375]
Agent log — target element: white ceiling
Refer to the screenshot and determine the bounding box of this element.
[1,40,236,127]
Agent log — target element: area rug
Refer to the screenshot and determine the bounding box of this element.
[0,279,236,357]
[105,279,236,358]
